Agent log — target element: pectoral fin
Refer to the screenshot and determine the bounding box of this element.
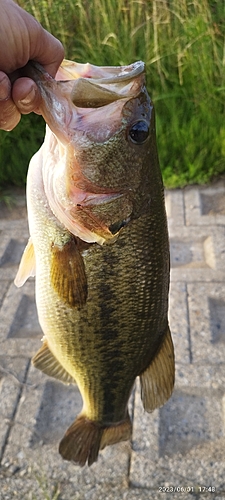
[140,327,175,412]
[32,340,75,385]
[51,237,87,308]
[14,237,36,287]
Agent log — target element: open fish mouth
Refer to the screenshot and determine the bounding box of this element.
[57,59,145,108]
[21,60,146,143]
[22,60,148,244]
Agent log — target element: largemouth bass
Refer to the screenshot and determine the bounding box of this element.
[15,59,174,467]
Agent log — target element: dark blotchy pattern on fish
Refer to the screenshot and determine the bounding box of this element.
[15,60,174,467]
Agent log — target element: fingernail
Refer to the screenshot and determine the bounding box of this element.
[19,86,36,105]
[0,75,10,100]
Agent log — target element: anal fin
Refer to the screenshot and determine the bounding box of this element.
[32,340,76,385]
[100,413,131,450]
[140,326,175,412]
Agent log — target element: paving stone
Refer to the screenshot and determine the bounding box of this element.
[0,281,10,309]
[130,375,225,492]
[0,357,29,462]
[0,238,26,269]
[1,363,132,494]
[168,282,190,364]
[165,189,185,226]
[169,226,225,282]
[0,478,198,500]
[0,183,225,499]
[0,189,26,221]
[0,223,28,281]
[184,181,225,226]
[188,282,225,364]
[0,280,41,357]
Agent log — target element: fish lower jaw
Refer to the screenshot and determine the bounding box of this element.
[45,194,121,245]
[56,206,121,245]
[72,224,115,245]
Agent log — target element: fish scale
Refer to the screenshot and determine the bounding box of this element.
[15,59,174,467]
[34,205,169,421]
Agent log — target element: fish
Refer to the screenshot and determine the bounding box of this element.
[15,59,175,467]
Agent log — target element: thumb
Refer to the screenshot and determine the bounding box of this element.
[30,28,64,78]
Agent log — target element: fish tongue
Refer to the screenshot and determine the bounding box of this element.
[70,78,125,108]
[70,60,146,107]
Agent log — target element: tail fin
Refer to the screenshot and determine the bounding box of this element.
[59,413,131,467]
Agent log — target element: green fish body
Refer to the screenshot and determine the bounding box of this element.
[15,60,174,467]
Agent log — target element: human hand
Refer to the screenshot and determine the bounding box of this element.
[0,0,64,131]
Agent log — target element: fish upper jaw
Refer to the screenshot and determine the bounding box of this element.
[56,59,145,83]
[21,60,146,147]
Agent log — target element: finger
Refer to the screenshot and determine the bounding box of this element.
[0,72,11,100]
[0,97,21,131]
[12,77,42,114]
[31,28,64,78]
[0,72,21,130]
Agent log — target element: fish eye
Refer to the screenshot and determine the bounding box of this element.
[128,120,149,144]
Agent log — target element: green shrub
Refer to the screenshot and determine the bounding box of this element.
[0,114,44,188]
[0,0,224,188]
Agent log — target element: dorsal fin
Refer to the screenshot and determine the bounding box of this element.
[140,327,175,412]
[14,237,35,287]
[32,340,76,385]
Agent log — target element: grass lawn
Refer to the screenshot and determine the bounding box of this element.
[0,0,224,190]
